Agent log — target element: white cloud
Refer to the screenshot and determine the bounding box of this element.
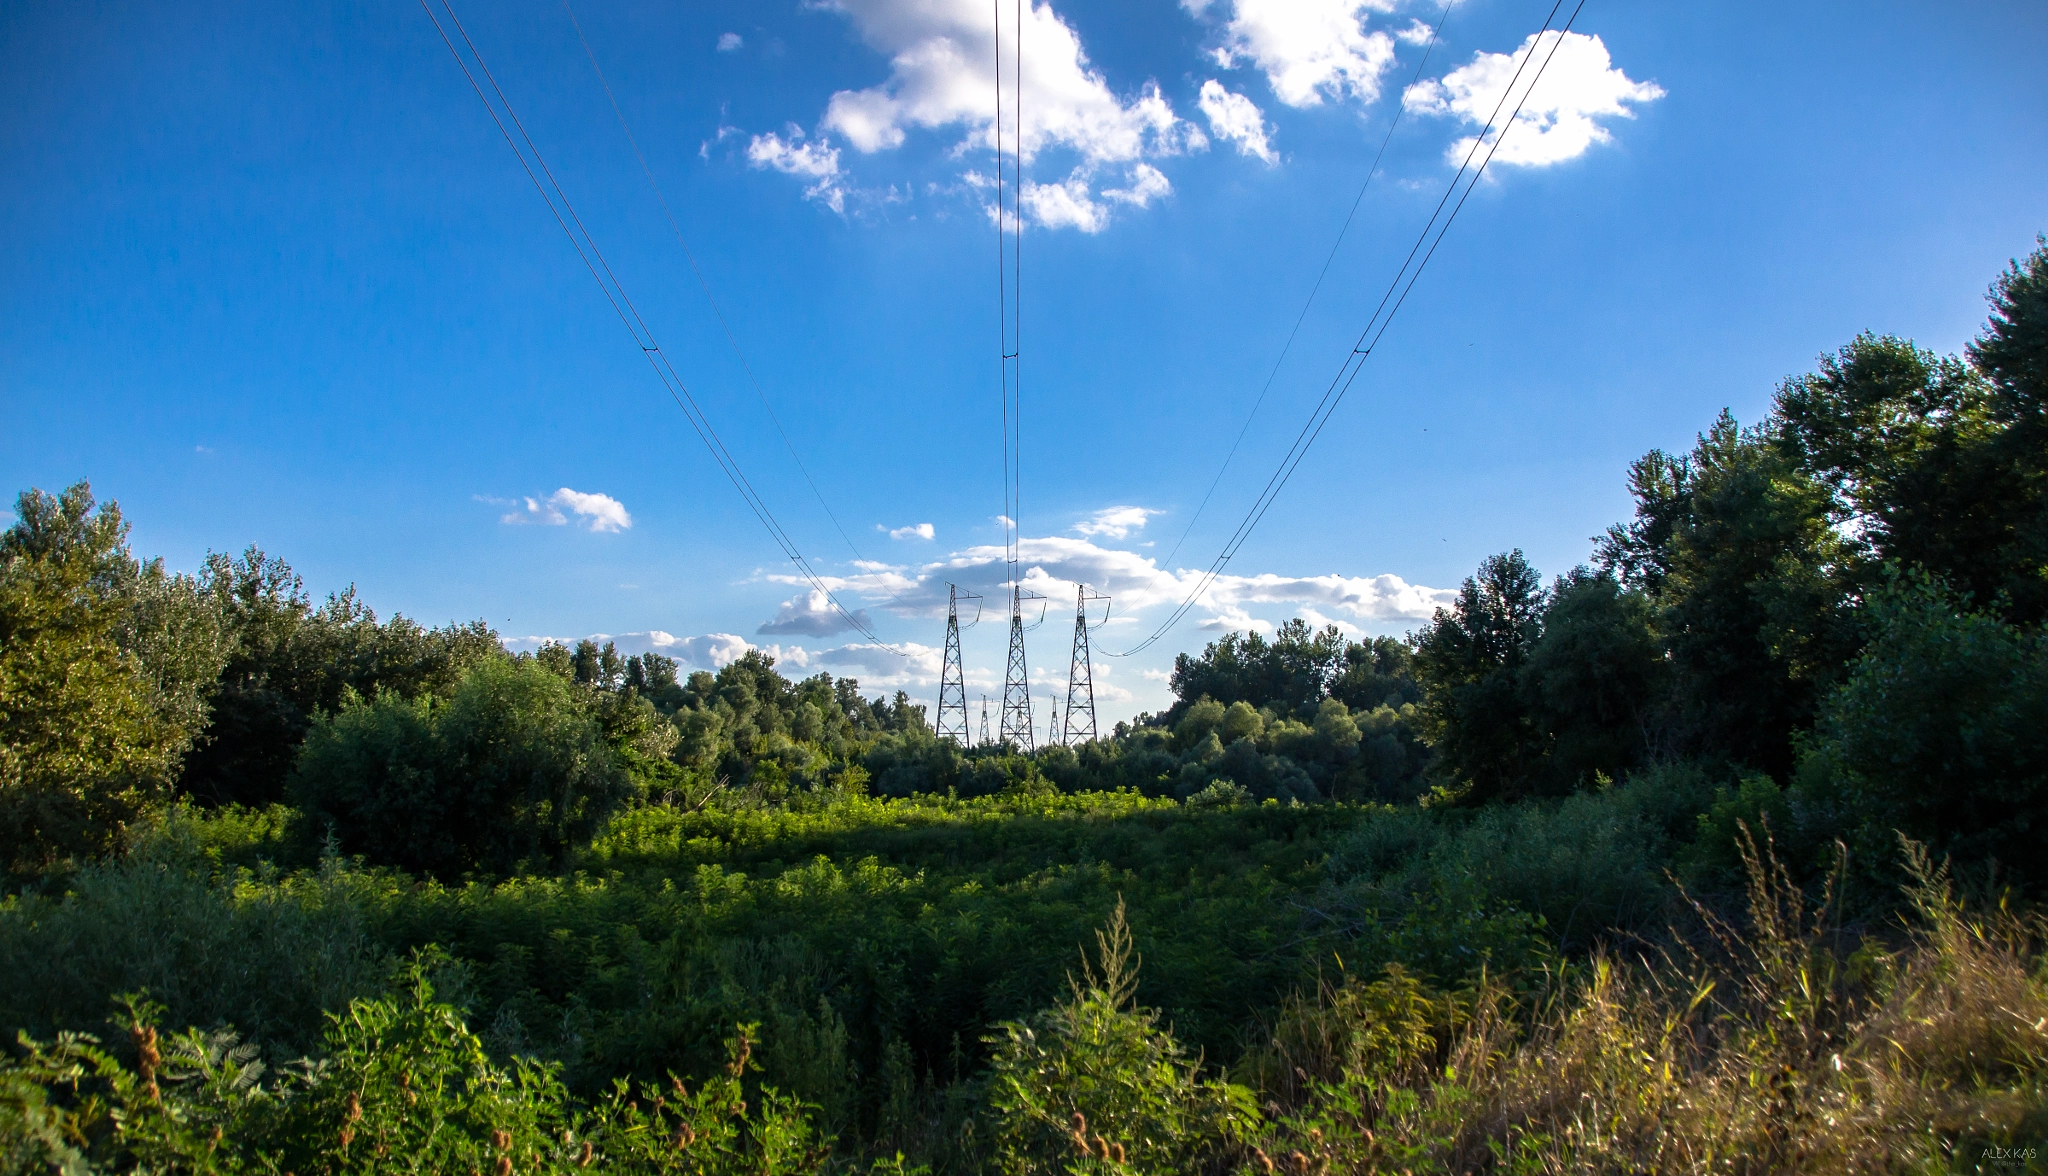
[886,522,936,540]
[746,128,848,211]
[780,0,1201,230]
[817,641,944,686]
[1395,18,1435,46]
[494,487,631,533]
[820,0,1189,164]
[1196,80,1274,163]
[1102,162,1172,207]
[1020,173,1108,232]
[717,31,743,52]
[1072,505,1156,540]
[758,587,875,637]
[1404,31,1662,168]
[765,521,1454,640]
[1189,0,1400,109]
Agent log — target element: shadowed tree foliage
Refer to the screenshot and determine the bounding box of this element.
[1597,412,1854,776]
[289,656,636,876]
[1413,550,1547,802]
[177,548,500,808]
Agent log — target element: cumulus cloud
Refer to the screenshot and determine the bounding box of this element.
[758,0,1202,231]
[1196,80,1274,162]
[717,31,743,52]
[885,522,936,540]
[492,488,631,533]
[1404,31,1662,167]
[1188,0,1400,108]
[758,588,875,637]
[746,128,848,211]
[764,517,1454,642]
[1102,162,1172,207]
[1072,505,1156,540]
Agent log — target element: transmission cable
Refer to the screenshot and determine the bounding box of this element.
[558,0,924,615]
[1109,0,1587,657]
[994,0,1025,599]
[1156,0,1457,573]
[420,0,906,654]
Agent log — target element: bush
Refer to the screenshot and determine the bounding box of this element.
[1795,571,2048,889]
[982,900,1260,1175]
[291,657,635,875]
[0,952,842,1175]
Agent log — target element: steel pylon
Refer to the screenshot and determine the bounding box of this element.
[1063,583,1109,746]
[935,584,979,745]
[998,584,1043,750]
[979,695,992,747]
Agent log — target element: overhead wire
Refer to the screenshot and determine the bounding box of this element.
[1156,0,1458,573]
[558,0,925,617]
[558,0,872,570]
[994,0,1025,600]
[420,0,906,654]
[1109,0,1588,657]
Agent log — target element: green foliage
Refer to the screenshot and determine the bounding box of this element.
[983,899,1260,1176]
[1414,554,1664,802]
[0,954,839,1174]
[1795,570,2048,887]
[1166,620,1350,726]
[0,845,383,1059]
[180,546,499,808]
[0,483,228,872]
[1413,551,1547,802]
[1598,412,1857,776]
[291,657,637,875]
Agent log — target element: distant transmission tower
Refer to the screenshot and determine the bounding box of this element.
[1064,584,1109,746]
[1047,694,1062,747]
[999,584,1044,750]
[935,584,980,745]
[979,696,992,748]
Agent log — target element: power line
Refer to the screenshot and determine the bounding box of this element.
[1157,0,1459,573]
[558,0,873,572]
[1110,0,1588,657]
[420,0,905,655]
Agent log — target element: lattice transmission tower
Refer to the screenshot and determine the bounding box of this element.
[935,584,980,745]
[1064,584,1110,746]
[979,696,992,748]
[999,584,1044,750]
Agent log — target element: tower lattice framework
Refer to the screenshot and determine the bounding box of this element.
[935,584,978,745]
[999,585,1042,750]
[1064,584,1109,746]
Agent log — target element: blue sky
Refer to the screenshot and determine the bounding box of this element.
[3,0,2044,724]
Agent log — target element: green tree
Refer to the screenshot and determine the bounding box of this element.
[0,483,225,869]
[180,546,498,807]
[1413,550,1548,801]
[1599,413,1853,775]
[291,657,633,875]
[1967,235,2048,623]
[1798,571,2048,886]
[1519,569,1666,788]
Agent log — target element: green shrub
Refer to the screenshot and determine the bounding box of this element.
[0,952,842,1174]
[1795,570,2048,889]
[291,657,635,875]
[982,900,1260,1176]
